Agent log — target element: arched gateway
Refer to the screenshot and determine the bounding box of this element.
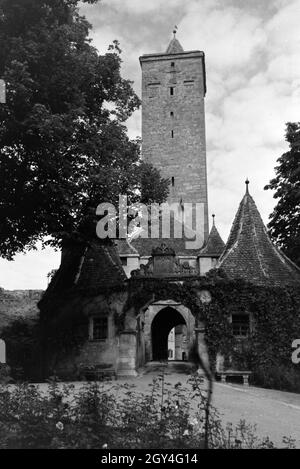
[151,307,186,361]
[143,300,196,364]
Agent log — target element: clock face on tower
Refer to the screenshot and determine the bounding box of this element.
[198,290,212,304]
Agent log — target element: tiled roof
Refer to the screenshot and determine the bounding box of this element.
[200,218,225,257]
[40,240,126,305]
[115,239,138,256]
[124,213,206,257]
[217,186,300,286]
[76,242,127,291]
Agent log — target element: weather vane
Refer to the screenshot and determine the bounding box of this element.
[173,25,178,38]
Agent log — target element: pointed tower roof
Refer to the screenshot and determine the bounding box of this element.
[40,239,127,309]
[200,215,225,257]
[217,180,300,286]
[166,37,184,54]
[166,27,184,54]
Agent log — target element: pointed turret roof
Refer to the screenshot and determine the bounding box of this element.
[166,27,184,54]
[40,239,127,310]
[166,37,184,54]
[200,215,225,257]
[217,181,300,286]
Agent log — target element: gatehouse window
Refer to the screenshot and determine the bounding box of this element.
[231,314,250,337]
[170,87,174,96]
[91,317,108,341]
[171,177,174,187]
[121,257,127,266]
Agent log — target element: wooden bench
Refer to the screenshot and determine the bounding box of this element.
[216,370,252,386]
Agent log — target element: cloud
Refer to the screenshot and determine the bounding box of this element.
[174,0,300,240]
[0,246,61,290]
[100,0,184,14]
[181,5,266,71]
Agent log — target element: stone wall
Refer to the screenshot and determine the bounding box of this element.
[49,291,135,377]
[0,288,42,332]
[55,310,119,376]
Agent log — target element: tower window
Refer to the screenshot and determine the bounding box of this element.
[170,111,174,117]
[171,62,175,67]
[171,177,174,187]
[170,87,174,96]
[171,130,174,138]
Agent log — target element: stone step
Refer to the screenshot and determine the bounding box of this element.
[143,360,197,374]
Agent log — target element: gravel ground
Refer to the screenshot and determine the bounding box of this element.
[112,369,300,447]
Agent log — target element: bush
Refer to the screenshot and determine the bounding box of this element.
[0,364,13,385]
[253,364,300,393]
[0,374,296,449]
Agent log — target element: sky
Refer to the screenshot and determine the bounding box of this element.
[1,0,300,290]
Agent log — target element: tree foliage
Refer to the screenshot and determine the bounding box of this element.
[0,0,169,259]
[264,122,300,267]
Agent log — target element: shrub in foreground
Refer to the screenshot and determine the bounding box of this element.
[0,375,296,449]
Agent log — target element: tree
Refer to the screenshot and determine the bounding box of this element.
[0,0,169,259]
[264,122,300,267]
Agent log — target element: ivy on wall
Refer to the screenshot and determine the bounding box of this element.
[128,269,300,386]
[37,267,300,389]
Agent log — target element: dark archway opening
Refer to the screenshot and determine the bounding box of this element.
[151,307,186,361]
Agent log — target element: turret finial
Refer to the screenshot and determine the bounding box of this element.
[245,178,250,194]
[166,26,184,53]
[212,214,215,226]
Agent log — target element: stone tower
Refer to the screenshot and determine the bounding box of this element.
[139,32,209,241]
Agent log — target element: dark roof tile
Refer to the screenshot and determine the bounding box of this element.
[40,240,126,306]
[200,224,225,257]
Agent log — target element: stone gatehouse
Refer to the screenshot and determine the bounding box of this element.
[38,34,300,380]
